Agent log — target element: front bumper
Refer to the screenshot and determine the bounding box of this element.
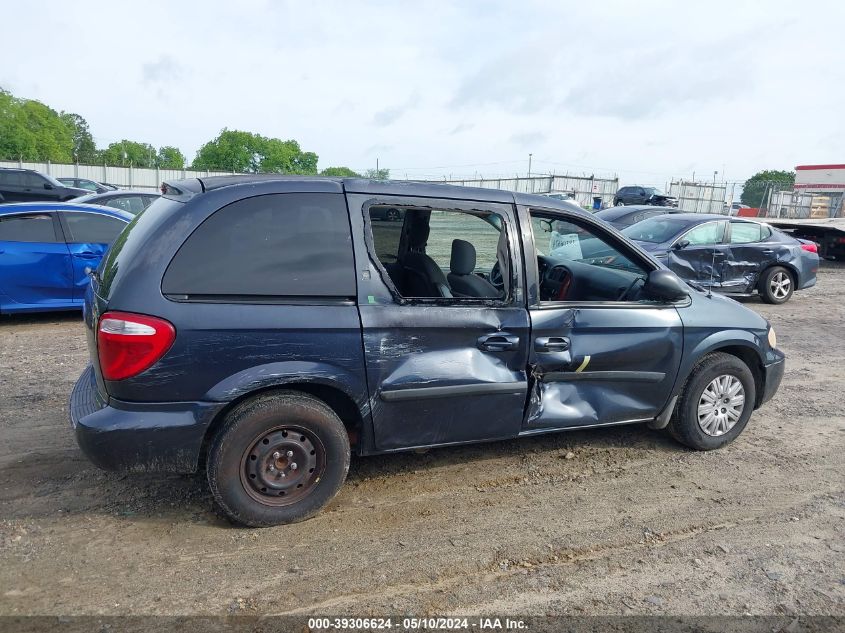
[759,353,785,406]
[69,365,225,473]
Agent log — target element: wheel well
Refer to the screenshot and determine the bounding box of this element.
[759,262,797,288]
[198,383,364,469]
[708,345,764,408]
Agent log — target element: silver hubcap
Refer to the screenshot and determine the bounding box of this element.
[770,272,791,299]
[697,375,745,436]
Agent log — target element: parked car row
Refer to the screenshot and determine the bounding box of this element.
[1,167,159,212]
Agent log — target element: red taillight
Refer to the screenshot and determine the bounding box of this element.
[800,242,818,253]
[97,311,176,381]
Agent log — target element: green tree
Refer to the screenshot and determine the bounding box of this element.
[101,140,157,167]
[364,168,390,180]
[191,129,319,174]
[156,146,186,169]
[0,88,37,160]
[320,166,360,177]
[741,170,795,207]
[60,112,99,163]
[0,88,75,162]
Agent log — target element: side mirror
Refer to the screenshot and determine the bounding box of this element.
[672,239,690,251]
[43,183,54,190]
[644,269,688,302]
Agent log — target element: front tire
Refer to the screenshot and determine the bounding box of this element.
[207,391,350,527]
[667,352,756,451]
[759,266,793,304]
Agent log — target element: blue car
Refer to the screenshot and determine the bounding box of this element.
[621,213,819,304]
[0,202,131,314]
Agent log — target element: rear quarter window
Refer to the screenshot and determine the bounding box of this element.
[0,213,59,242]
[162,193,355,298]
[63,212,126,243]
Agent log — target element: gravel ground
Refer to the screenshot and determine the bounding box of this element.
[0,261,843,617]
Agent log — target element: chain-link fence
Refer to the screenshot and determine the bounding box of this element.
[668,180,728,213]
[423,174,620,209]
[764,190,845,219]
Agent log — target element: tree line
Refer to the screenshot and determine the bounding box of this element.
[0,87,373,177]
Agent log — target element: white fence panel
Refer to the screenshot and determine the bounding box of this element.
[0,160,235,191]
[669,181,728,214]
[423,174,619,208]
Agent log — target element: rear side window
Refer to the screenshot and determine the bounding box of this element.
[163,193,355,298]
[730,222,762,244]
[104,195,146,215]
[0,214,59,242]
[63,212,126,243]
[0,171,22,186]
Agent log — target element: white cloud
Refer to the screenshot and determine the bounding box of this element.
[2,0,844,186]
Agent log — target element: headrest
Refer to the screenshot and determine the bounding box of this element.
[450,239,476,275]
[407,221,430,251]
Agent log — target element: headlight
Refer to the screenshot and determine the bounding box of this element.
[768,326,777,349]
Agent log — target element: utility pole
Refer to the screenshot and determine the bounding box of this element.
[528,153,533,179]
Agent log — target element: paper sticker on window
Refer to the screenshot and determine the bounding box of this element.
[549,232,583,260]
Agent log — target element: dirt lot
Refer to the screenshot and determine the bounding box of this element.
[1,262,843,618]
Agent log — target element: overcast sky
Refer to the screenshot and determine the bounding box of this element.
[2,0,844,187]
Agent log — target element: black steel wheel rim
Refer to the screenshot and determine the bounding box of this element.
[240,425,326,506]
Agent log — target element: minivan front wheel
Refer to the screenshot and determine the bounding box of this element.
[207,391,350,527]
[667,352,756,451]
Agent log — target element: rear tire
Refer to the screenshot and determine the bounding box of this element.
[207,391,350,527]
[667,352,756,451]
[759,266,793,304]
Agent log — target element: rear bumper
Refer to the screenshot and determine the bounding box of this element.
[69,365,224,473]
[759,353,785,406]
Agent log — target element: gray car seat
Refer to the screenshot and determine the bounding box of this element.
[401,220,451,297]
[447,239,500,298]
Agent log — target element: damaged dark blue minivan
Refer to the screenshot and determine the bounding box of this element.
[69,176,785,526]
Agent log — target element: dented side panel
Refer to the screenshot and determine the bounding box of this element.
[359,305,530,450]
[526,306,683,429]
[344,191,531,452]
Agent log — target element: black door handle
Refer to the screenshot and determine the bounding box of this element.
[535,336,570,352]
[477,333,520,352]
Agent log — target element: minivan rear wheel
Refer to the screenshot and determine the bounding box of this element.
[667,352,756,451]
[207,391,350,527]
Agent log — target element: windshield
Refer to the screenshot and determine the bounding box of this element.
[645,187,666,196]
[43,174,66,188]
[622,216,689,243]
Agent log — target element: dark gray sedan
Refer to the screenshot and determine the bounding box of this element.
[594,204,684,229]
[72,190,160,215]
[621,213,819,304]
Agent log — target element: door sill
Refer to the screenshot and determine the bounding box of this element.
[519,417,652,436]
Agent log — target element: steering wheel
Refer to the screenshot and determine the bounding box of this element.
[554,267,572,301]
[490,261,504,291]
